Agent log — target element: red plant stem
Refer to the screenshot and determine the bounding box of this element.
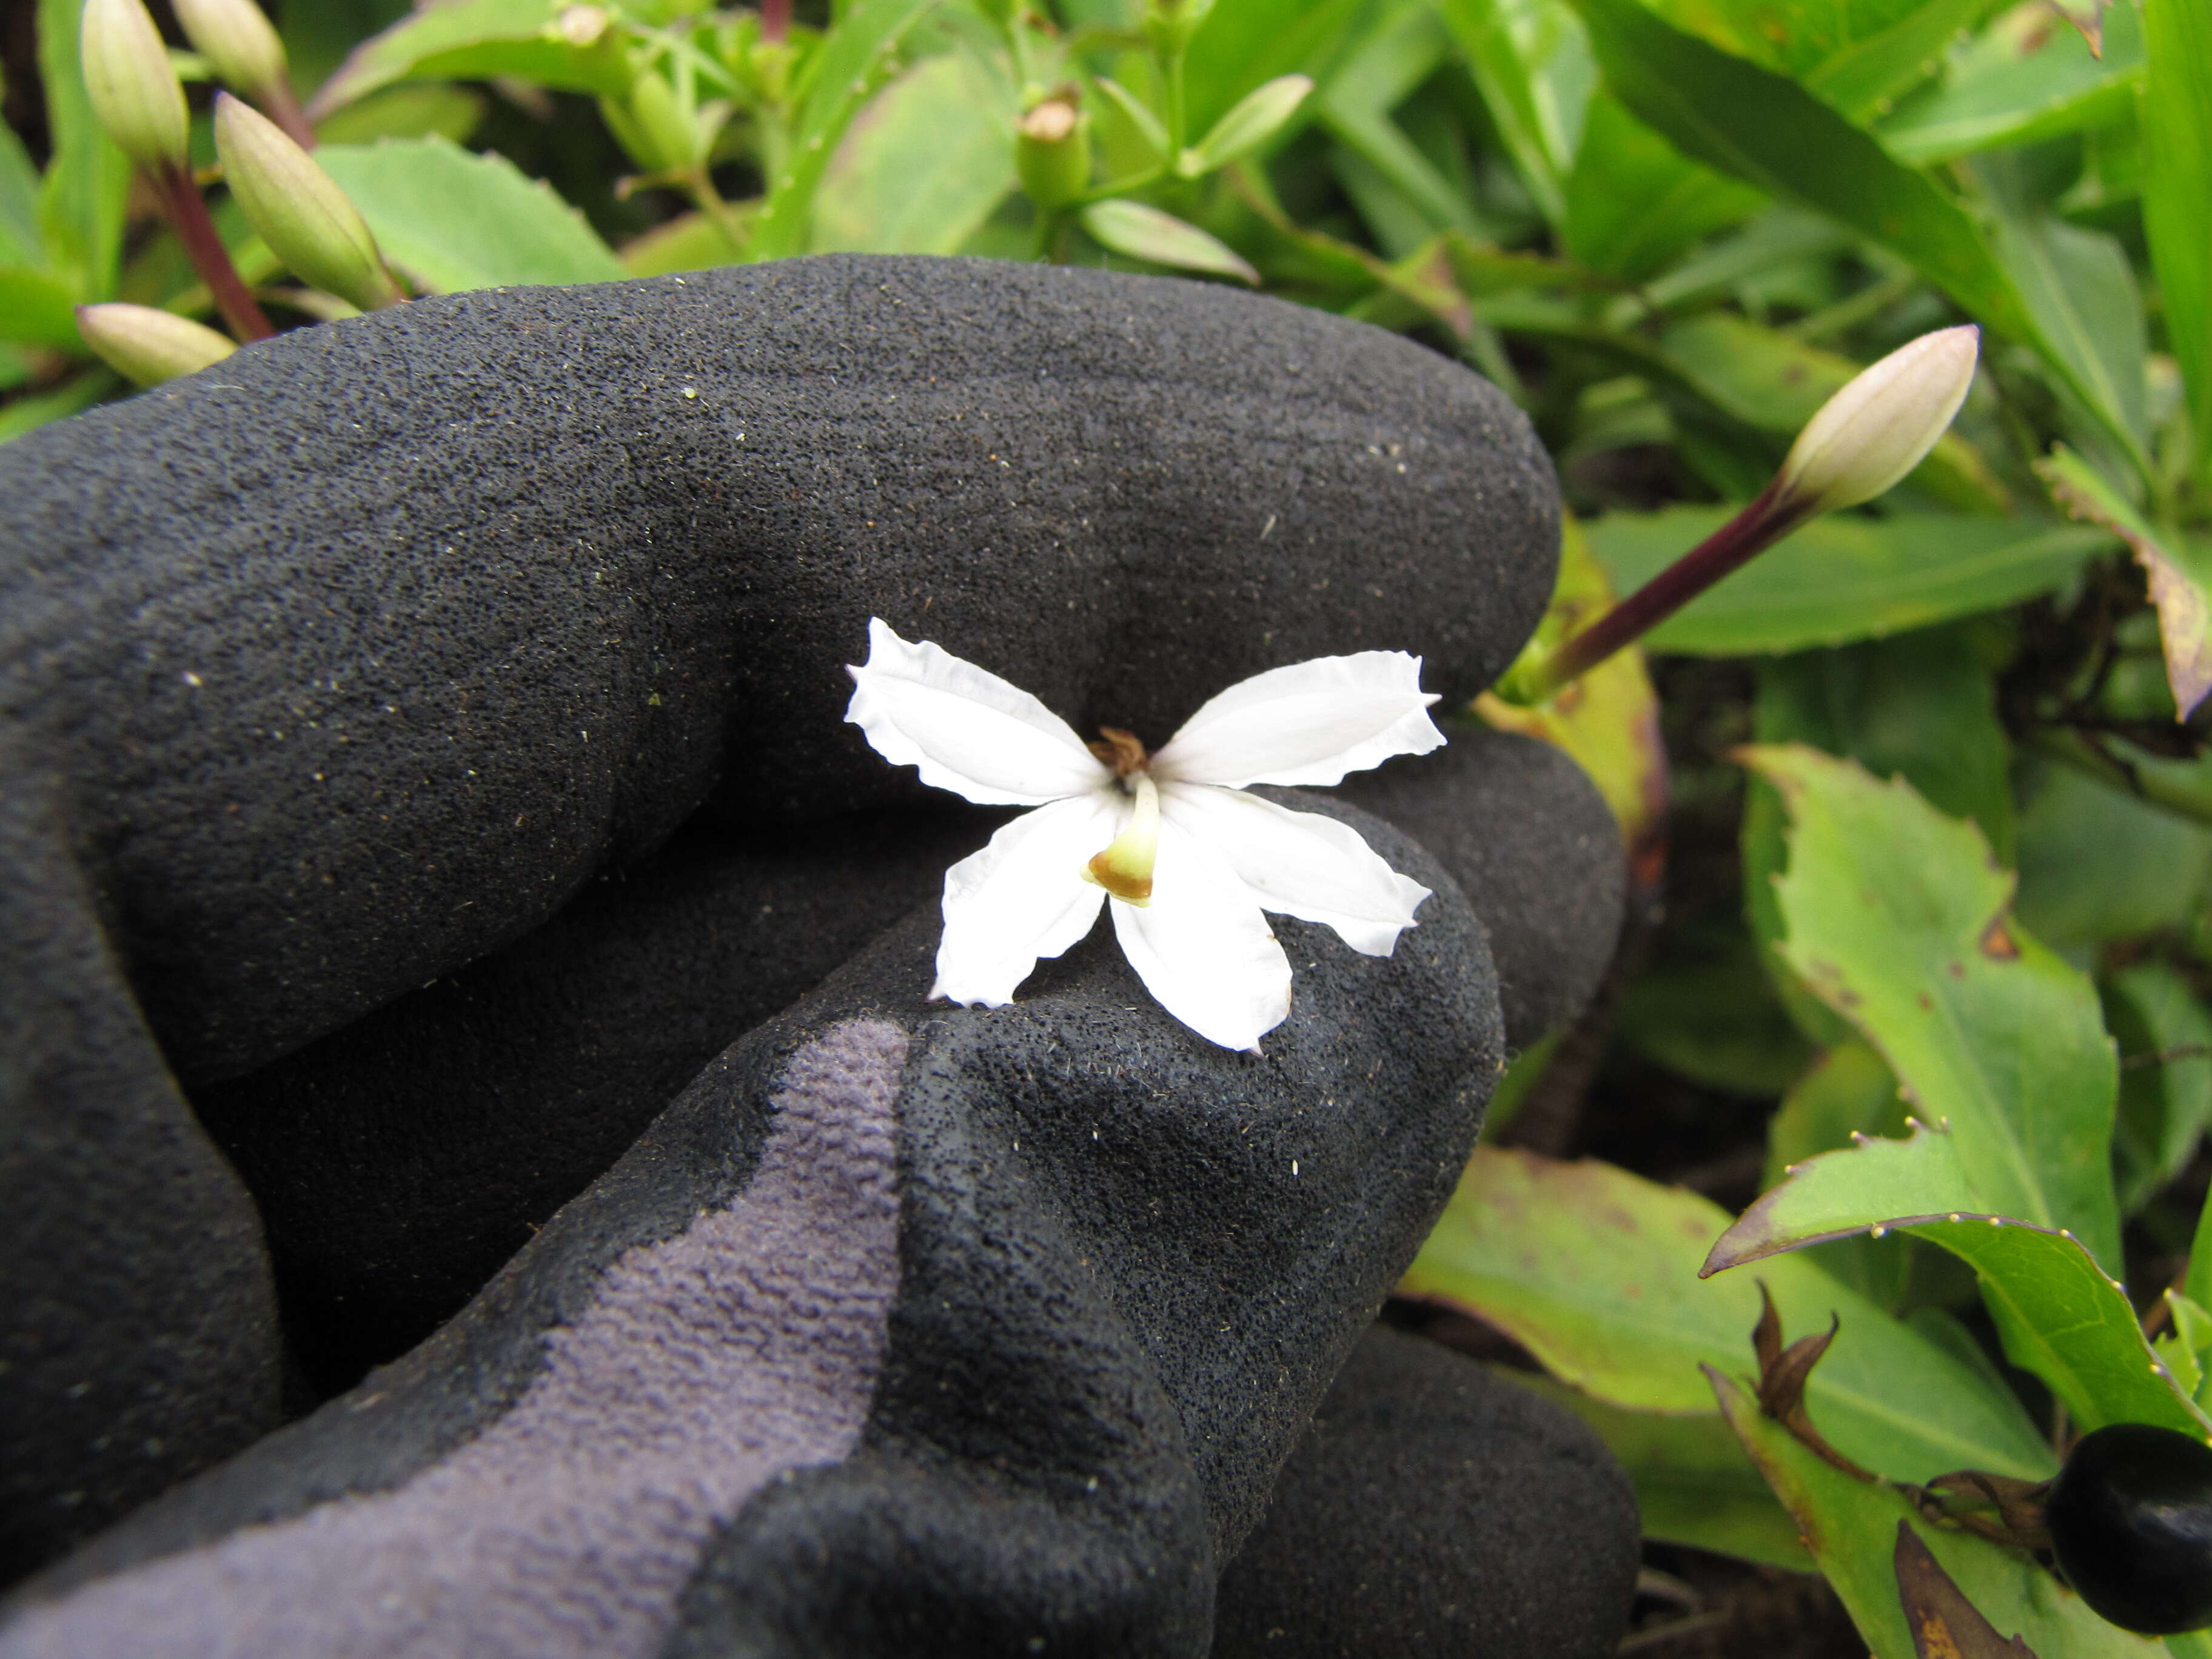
[760,0,790,41]
[1526,483,1808,698]
[261,79,318,151]
[156,164,273,342]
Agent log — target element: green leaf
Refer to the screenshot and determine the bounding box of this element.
[2106,963,2212,1213]
[1494,1366,1812,1570]
[1711,1367,2174,1659]
[2039,444,2210,718]
[1179,0,1367,142]
[1078,199,1258,283]
[1184,73,1313,174]
[1741,626,2015,1052]
[2013,757,2212,952]
[1708,1124,2208,1439]
[1560,0,2147,478]
[1803,0,2007,124]
[2143,0,2212,488]
[619,209,745,278]
[1761,1039,1920,1309]
[1563,92,1763,283]
[1091,75,1168,166]
[1434,0,1591,225]
[1653,312,2011,515]
[1313,4,1478,240]
[1984,186,2149,462]
[309,0,624,116]
[811,50,1014,255]
[1585,508,2113,655]
[1614,917,1815,1096]
[0,266,86,350]
[0,121,44,269]
[2154,1291,2212,1410]
[1740,745,2123,1269]
[316,136,625,292]
[1878,0,2144,164]
[0,367,116,444]
[312,84,489,147]
[1639,0,1956,85]
[1400,1147,2057,1481]
[36,0,132,303]
[749,0,940,261]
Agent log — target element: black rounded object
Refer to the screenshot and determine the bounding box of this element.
[2048,1422,2212,1634]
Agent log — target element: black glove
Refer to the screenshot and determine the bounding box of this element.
[0,255,1624,1653]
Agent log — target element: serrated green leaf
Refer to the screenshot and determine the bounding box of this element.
[36,0,131,303]
[1586,508,2112,655]
[1078,199,1257,283]
[1738,745,2123,1270]
[749,0,940,261]
[316,136,624,292]
[1711,1367,2173,1659]
[811,50,1014,255]
[2143,0,2212,489]
[1495,1366,1812,1570]
[1879,0,2143,164]
[1400,1147,2056,1481]
[1710,1124,2207,1438]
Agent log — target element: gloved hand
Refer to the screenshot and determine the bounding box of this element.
[0,255,1627,1654]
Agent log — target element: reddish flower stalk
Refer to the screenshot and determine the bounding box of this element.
[1523,486,1806,699]
[760,0,791,42]
[155,166,275,341]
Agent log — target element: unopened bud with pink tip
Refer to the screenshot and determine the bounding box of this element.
[81,0,189,174]
[76,304,236,386]
[1775,324,1980,516]
[213,93,403,312]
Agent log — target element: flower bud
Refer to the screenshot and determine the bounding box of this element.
[1015,93,1090,212]
[599,72,707,175]
[172,0,287,105]
[1775,325,1980,515]
[214,93,402,312]
[81,0,190,174]
[76,303,236,386]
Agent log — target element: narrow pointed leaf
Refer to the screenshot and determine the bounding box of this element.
[2143,0,2212,488]
[1185,73,1312,174]
[1078,200,1258,284]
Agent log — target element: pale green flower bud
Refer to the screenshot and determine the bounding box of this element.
[76,303,236,386]
[213,92,402,312]
[1015,94,1090,212]
[172,0,287,105]
[1776,325,1980,515]
[81,0,190,173]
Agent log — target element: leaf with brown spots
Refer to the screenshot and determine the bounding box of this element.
[1894,1523,2040,1659]
[1737,745,2121,1271]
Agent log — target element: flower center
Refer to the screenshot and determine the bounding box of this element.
[1084,733,1158,905]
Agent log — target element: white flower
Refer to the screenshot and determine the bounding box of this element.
[845,618,1446,1052]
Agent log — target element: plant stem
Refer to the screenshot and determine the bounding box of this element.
[1524,484,1803,698]
[689,166,751,253]
[760,0,789,44]
[260,79,318,151]
[1164,48,1187,158]
[156,166,273,342]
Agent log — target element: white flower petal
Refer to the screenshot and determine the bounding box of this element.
[932,792,1119,1006]
[1110,819,1293,1052]
[1159,783,1429,956]
[846,618,1111,806]
[1148,651,1446,788]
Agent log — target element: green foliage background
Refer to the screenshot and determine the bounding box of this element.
[7,0,2212,1649]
